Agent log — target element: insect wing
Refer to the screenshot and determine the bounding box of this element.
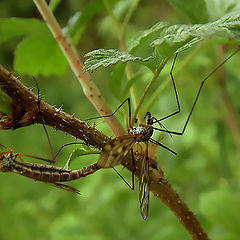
[139,154,150,220]
[47,182,80,194]
[97,136,136,168]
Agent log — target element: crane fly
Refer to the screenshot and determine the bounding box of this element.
[0,144,100,194]
[96,106,175,220]
[88,47,240,220]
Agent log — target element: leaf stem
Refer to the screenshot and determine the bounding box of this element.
[132,57,169,124]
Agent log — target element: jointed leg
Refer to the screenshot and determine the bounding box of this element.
[152,48,240,136]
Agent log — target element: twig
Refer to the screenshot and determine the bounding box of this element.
[33,0,124,137]
[0,64,209,240]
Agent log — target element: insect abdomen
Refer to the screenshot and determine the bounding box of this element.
[11,161,100,182]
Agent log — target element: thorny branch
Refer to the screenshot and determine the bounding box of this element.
[0,64,209,240]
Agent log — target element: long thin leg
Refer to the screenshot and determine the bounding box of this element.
[85,98,132,128]
[149,138,176,155]
[153,54,181,124]
[17,153,55,164]
[54,142,87,161]
[110,148,135,190]
[152,48,240,136]
[86,97,136,189]
[0,143,54,164]
[32,76,54,160]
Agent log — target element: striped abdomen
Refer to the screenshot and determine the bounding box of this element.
[8,160,100,183]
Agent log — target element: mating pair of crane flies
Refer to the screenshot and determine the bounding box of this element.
[1,48,239,220]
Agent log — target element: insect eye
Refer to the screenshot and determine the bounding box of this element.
[147,118,153,125]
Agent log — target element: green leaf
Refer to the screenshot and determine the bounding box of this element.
[151,14,240,57]
[84,49,152,72]
[14,35,68,76]
[128,21,169,53]
[0,18,48,43]
[66,0,104,44]
[109,63,126,100]
[0,90,11,115]
[64,147,100,170]
[122,71,145,98]
[0,18,69,76]
[49,0,62,11]
[168,0,208,23]
[205,0,240,21]
[199,189,240,235]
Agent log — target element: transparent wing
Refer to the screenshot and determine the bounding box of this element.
[139,151,150,220]
[98,136,136,168]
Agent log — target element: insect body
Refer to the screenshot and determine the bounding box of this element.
[91,48,240,220]
[97,111,167,220]
[0,147,100,194]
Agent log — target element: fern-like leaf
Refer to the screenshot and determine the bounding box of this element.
[151,14,240,56]
[84,49,152,72]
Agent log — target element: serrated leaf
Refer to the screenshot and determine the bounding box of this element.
[128,21,169,53]
[14,35,68,76]
[64,147,99,170]
[84,49,152,72]
[151,14,240,57]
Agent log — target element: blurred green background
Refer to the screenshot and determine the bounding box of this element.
[0,0,240,239]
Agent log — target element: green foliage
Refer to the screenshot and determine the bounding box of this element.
[151,14,240,56]
[85,14,240,72]
[84,49,153,72]
[127,21,169,53]
[64,146,100,170]
[205,0,240,21]
[65,0,105,44]
[0,90,11,115]
[168,0,209,23]
[14,34,67,75]
[1,1,240,240]
[49,0,61,11]
[200,187,240,238]
[0,18,68,76]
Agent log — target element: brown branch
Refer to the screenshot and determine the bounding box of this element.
[0,65,209,240]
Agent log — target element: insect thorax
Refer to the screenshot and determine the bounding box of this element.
[129,125,153,142]
[0,153,16,172]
